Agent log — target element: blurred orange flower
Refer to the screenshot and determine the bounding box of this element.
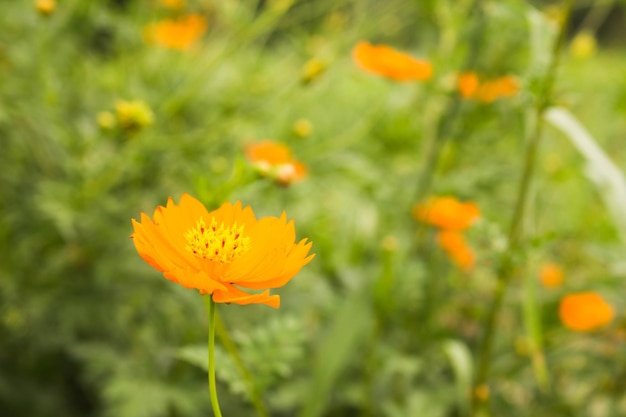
[352,41,432,82]
[245,141,307,185]
[437,231,476,272]
[539,262,564,288]
[457,72,479,98]
[559,292,614,332]
[144,14,207,51]
[131,194,315,308]
[159,0,185,9]
[412,197,480,231]
[458,72,519,103]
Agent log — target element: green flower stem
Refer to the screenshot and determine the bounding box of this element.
[414,0,484,203]
[204,296,223,417]
[471,1,574,414]
[214,313,270,417]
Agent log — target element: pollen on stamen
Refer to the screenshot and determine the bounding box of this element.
[184,216,251,263]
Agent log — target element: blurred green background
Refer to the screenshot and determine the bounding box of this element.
[1,0,626,416]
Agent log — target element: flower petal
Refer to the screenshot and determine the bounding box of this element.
[212,283,280,308]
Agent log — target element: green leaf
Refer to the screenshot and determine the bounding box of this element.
[441,339,473,416]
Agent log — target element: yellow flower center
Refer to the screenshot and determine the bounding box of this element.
[184,217,251,263]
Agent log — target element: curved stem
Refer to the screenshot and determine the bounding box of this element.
[205,296,223,417]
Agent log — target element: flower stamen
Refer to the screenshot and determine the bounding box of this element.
[184,217,251,263]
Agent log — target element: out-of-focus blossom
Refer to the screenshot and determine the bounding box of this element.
[414,196,480,272]
[570,30,597,59]
[35,0,55,16]
[301,58,327,84]
[457,72,479,99]
[539,262,564,288]
[352,41,432,82]
[413,197,480,231]
[131,194,315,308]
[144,14,208,51]
[244,141,307,186]
[437,231,476,272]
[292,118,313,138]
[159,0,185,10]
[458,72,519,103]
[97,111,116,131]
[114,99,154,132]
[559,292,614,332]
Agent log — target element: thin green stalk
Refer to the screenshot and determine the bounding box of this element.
[413,0,483,202]
[471,1,574,414]
[204,296,223,417]
[215,313,270,417]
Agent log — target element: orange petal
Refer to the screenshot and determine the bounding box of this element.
[559,292,614,331]
[353,41,432,81]
[212,283,280,308]
[458,72,479,98]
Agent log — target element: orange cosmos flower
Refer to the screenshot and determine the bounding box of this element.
[244,141,307,185]
[159,0,185,9]
[131,194,315,308]
[457,72,479,98]
[559,292,615,332]
[539,262,564,288]
[458,73,519,103]
[412,197,480,231]
[144,14,208,51]
[437,230,476,272]
[352,41,432,82]
[475,76,519,103]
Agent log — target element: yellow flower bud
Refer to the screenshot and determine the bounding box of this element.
[301,59,326,84]
[570,30,597,59]
[97,111,116,130]
[114,99,154,132]
[292,118,313,138]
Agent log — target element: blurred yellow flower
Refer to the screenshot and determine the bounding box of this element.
[413,197,480,231]
[292,118,313,138]
[301,58,327,84]
[114,99,154,132]
[539,262,564,288]
[131,194,314,308]
[381,235,399,252]
[559,292,614,332]
[570,30,597,59]
[35,0,55,16]
[97,111,116,130]
[144,14,208,51]
[245,141,308,185]
[437,230,476,272]
[352,41,432,82]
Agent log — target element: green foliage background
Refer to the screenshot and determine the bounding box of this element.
[1,0,626,416]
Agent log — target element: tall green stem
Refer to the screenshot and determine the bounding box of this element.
[215,313,270,417]
[471,1,574,415]
[204,296,223,417]
[414,0,483,202]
